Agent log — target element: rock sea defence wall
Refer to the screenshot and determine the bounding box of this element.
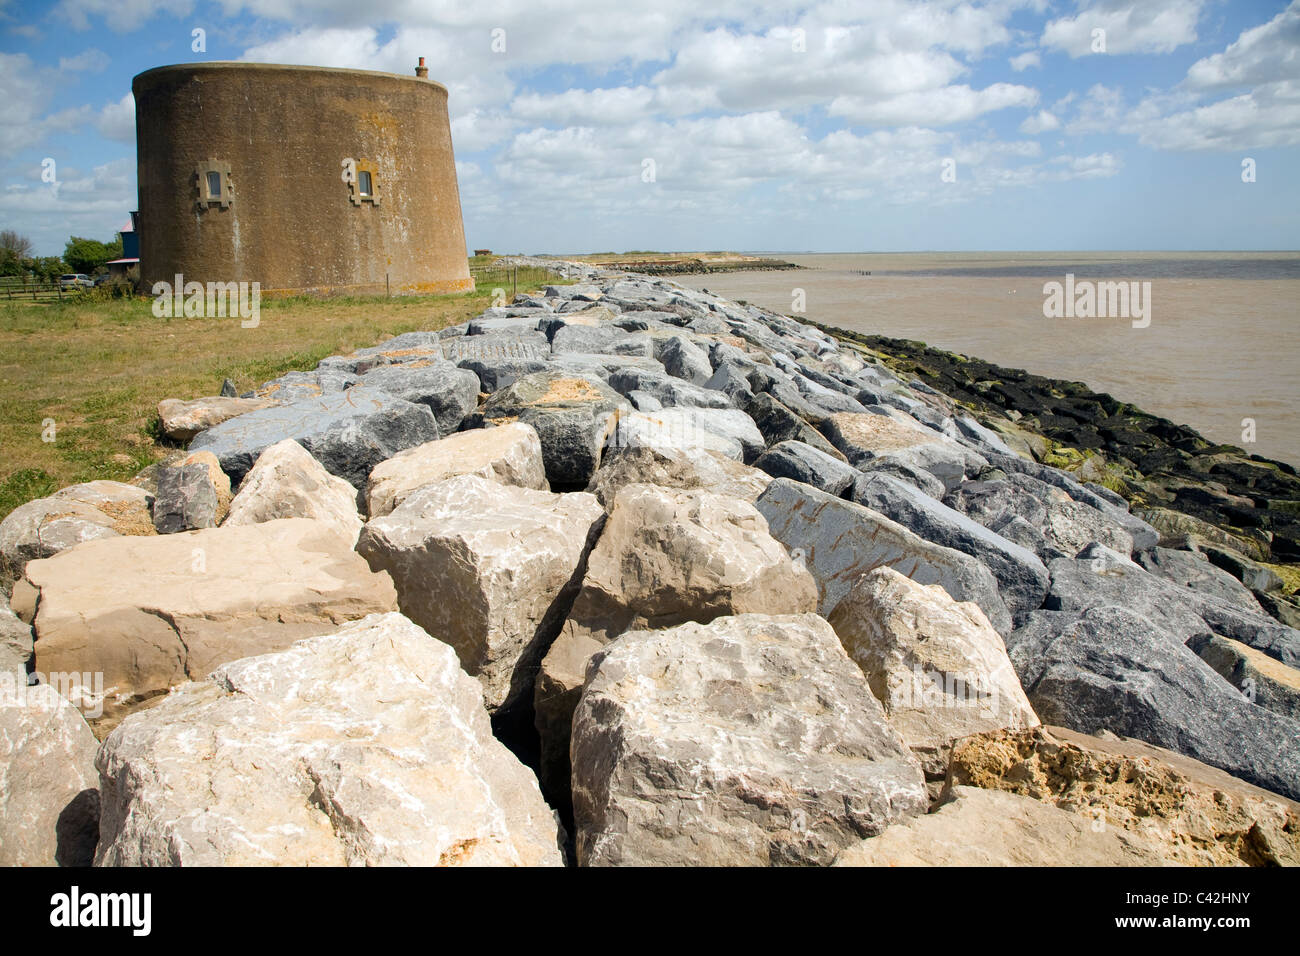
[1,259,1297,867]
[839,332,1300,602]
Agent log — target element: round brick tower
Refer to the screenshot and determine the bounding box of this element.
[133,61,473,295]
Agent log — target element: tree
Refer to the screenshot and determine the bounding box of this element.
[63,235,120,274]
[31,256,68,281]
[0,230,33,259]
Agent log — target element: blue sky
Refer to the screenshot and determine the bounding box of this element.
[1,0,1297,256]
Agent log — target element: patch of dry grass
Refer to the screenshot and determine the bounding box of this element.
[0,280,557,521]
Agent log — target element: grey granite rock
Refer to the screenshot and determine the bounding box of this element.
[478,371,625,488]
[445,332,550,391]
[1046,544,1300,666]
[852,472,1050,621]
[1137,547,1265,613]
[457,357,551,392]
[987,453,1159,551]
[1189,633,1300,720]
[744,392,845,459]
[856,457,947,499]
[190,387,441,489]
[704,361,756,406]
[1007,605,1300,802]
[551,324,654,358]
[606,406,765,464]
[152,463,220,534]
[607,366,733,409]
[656,334,713,385]
[756,479,1012,633]
[824,412,986,493]
[754,440,859,497]
[1197,542,1285,594]
[359,363,481,434]
[944,474,1136,560]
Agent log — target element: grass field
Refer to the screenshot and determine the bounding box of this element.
[0,265,565,521]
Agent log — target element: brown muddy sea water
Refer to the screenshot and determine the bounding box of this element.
[676,251,1300,466]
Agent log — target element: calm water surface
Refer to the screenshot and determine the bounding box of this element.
[676,252,1299,465]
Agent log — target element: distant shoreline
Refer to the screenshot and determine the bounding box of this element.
[544,252,802,277]
[671,254,1299,464]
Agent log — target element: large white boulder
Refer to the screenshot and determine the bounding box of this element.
[365,422,548,518]
[828,566,1039,778]
[224,439,363,542]
[0,682,100,866]
[13,518,397,721]
[95,613,564,866]
[571,613,927,866]
[357,475,604,715]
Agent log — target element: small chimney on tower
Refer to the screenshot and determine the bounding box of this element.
[415,57,428,79]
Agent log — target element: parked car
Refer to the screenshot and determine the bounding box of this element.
[59,274,93,290]
[93,274,114,287]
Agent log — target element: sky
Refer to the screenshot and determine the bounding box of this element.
[0,0,1297,256]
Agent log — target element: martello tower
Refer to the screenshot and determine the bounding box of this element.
[132,61,473,295]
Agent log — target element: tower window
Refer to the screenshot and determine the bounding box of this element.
[349,159,381,205]
[195,160,232,209]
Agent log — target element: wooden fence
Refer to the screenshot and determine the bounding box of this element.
[0,279,81,301]
[468,264,560,301]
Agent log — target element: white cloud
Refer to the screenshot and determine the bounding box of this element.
[1185,0,1300,89]
[451,110,518,153]
[1108,4,1300,151]
[15,0,1295,252]
[0,157,135,252]
[1049,151,1121,178]
[1042,0,1200,57]
[231,0,737,72]
[1128,82,1300,150]
[96,92,135,143]
[1020,109,1060,134]
[58,48,110,72]
[511,87,657,127]
[830,82,1038,127]
[652,25,971,115]
[239,25,386,71]
[238,25,517,116]
[0,53,91,157]
[1064,83,1124,134]
[51,0,194,32]
[231,8,1040,134]
[0,0,39,36]
[488,105,1099,226]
